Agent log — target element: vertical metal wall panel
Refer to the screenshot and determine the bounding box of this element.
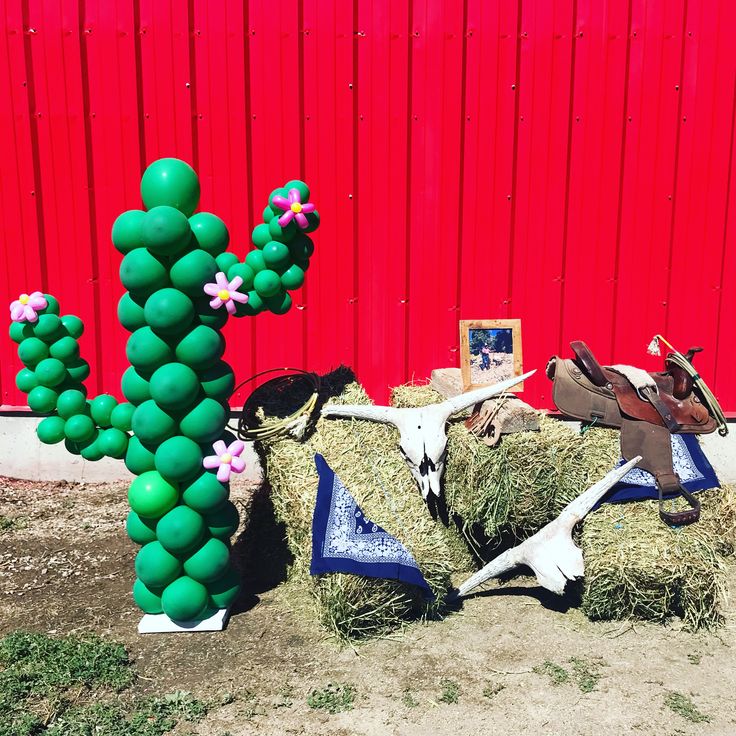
[1,0,735,413]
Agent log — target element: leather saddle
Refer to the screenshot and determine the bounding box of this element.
[547,341,719,526]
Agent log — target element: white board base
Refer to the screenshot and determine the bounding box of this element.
[138,607,230,634]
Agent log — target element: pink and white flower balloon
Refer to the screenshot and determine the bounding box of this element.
[203,439,246,482]
[203,272,249,315]
[271,188,316,229]
[9,291,47,323]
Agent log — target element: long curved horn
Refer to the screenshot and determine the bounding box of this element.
[321,403,402,427]
[440,369,537,419]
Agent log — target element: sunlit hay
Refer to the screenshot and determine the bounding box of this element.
[259,369,474,642]
[581,487,736,629]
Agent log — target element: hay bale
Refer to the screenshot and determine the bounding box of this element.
[259,369,474,641]
[581,487,736,629]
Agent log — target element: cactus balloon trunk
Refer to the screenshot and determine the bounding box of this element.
[8,158,320,626]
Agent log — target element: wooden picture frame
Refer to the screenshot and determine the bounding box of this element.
[459,319,524,392]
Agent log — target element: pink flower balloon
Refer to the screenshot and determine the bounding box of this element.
[203,439,246,482]
[9,291,47,323]
[271,188,316,229]
[203,272,249,315]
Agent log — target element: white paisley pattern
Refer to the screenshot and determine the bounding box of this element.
[323,474,421,568]
[618,434,703,487]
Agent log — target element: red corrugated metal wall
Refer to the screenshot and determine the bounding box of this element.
[2,0,735,410]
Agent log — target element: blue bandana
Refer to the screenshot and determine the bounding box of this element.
[601,433,719,506]
[310,454,434,599]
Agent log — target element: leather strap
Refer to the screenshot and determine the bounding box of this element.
[619,419,700,526]
[638,386,681,433]
[570,341,608,387]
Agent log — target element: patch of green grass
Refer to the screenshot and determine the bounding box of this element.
[482,682,505,699]
[401,689,419,708]
[664,692,711,723]
[569,657,603,693]
[0,632,208,736]
[438,679,460,704]
[0,515,28,534]
[533,660,570,686]
[306,683,356,714]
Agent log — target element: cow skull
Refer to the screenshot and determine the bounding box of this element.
[321,370,536,498]
[451,456,641,598]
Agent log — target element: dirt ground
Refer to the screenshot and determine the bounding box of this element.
[1,476,735,736]
[469,352,514,387]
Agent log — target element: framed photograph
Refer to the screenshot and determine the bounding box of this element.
[459,319,524,392]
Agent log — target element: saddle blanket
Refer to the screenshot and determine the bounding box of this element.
[310,453,434,599]
[601,434,720,506]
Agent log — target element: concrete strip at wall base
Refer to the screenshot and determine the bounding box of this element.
[0,415,734,486]
[0,416,263,486]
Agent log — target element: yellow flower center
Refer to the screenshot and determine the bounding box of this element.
[290,202,303,214]
[221,453,232,464]
[218,289,230,301]
[19,294,29,305]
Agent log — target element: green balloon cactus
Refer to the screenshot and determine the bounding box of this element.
[7,157,320,624]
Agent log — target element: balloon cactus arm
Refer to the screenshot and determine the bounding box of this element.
[8,293,131,460]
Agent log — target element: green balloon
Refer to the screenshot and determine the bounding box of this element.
[207,568,241,609]
[40,294,60,315]
[33,313,63,342]
[155,435,203,482]
[284,179,310,202]
[133,578,164,614]
[156,506,206,555]
[119,247,170,299]
[199,361,235,401]
[182,471,229,514]
[141,205,192,256]
[170,249,218,296]
[18,337,49,368]
[27,386,58,413]
[264,291,292,315]
[161,575,209,621]
[49,336,79,363]
[183,538,231,583]
[64,437,83,455]
[118,292,147,332]
[90,394,118,427]
[65,358,90,383]
[150,363,200,411]
[189,212,229,256]
[244,249,266,273]
[121,367,151,405]
[141,158,200,217]
[128,471,179,520]
[64,413,96,443]
[135,541,182,588]
[124,435,156,475]
[262,205,276,223]
[37,415,66,444]
[237,291,264,316]
[268,187,289,208]
[251,223,272,248]
[253,269,282,298]
[9,321,33,344]
[288,234,314,261]
[143,288,194,336]
[80,433,104,461]
[204,502,240,540]
[214,251,239,274]
[262,241,291,271]
[126,327,175,375]
[98,428,129,458]
[126,511,158,545]
[280,264,305,291]
[110,402,136,431]
[57,389,88,419]
[34,358,67,388]
[303,209,320,233]
[131,400,177,445]
[175,325,223,371]
[112,209,146,254]
[16,368,38,393]
[60,314,84,339]
[268,214,297,243]
[178,398,227,444]
[226,262,255,291]
[192,297,229,329]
